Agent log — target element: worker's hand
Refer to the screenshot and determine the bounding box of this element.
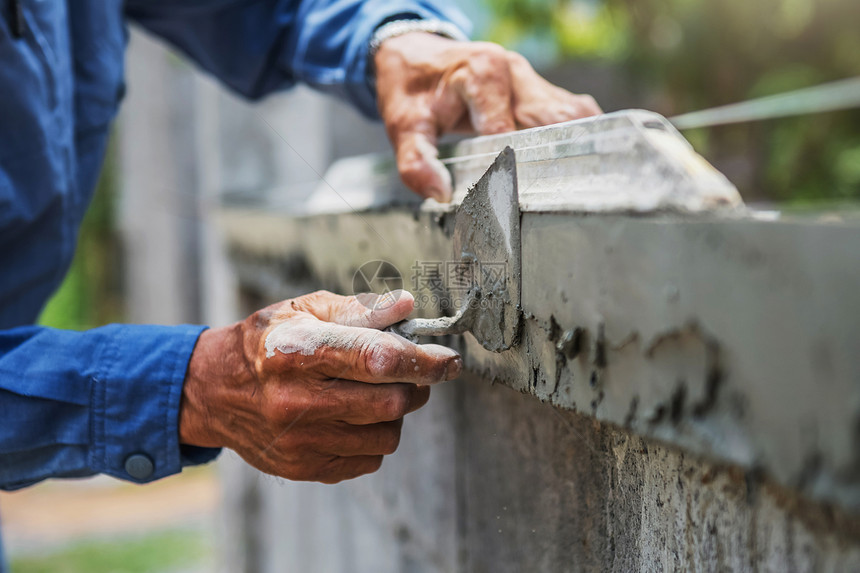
[374,33,602,202]
[179,290,460,484]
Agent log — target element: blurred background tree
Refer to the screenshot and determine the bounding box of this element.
[482,0,860,204]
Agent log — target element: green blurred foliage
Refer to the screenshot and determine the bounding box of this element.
[38,139,123,330]
[483,0,860,203]
[10,529,210,573]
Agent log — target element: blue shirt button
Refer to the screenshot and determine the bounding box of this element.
[124,454,154,480]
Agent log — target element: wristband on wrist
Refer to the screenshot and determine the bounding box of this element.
[369,19,468,58]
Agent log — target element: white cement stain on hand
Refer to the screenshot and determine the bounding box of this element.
[264,319,460,378]
[417,343,460,361]
[264,320,360,358]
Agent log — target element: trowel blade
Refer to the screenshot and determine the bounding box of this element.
[454,146,521,351]
[389,147,521,351]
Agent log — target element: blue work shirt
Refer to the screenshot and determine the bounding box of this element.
[0,0,468,565]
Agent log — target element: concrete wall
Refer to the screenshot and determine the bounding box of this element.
[213,123,860,571]
[220,208,860,572]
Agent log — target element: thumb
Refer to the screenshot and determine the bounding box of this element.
[296,290,416,329]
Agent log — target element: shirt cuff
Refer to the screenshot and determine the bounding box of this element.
[90,324,220,483]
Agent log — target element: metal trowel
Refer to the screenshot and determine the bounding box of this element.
[390,147,522,352]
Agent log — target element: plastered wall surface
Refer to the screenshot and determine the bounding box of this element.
[219,372,860,572]
[218,207,860,571]
[213,115,860,571]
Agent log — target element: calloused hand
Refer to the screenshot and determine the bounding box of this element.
[374,32,602,202]
[179,290,460,484]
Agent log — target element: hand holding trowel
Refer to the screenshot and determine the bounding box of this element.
[389,147,522,353]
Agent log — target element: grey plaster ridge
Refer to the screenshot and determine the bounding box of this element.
[447,109,743,214]
[298,110,744,217]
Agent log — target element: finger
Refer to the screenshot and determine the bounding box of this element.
[313,290,415,329]
[316,455,385,484]
[446,44,516,135]
[264,320,461,384]
[392,118,453,202]
[571,93,602,117]
[546,92,602,125]
[431,74,470,134]
[513,91,602,129]
[314,419,403,457]
[308,380,430,425]
[314,327,461,384]
[505,52,601,127]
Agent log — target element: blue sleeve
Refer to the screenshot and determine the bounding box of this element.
[0,324,220,491]
[123,0,471,118]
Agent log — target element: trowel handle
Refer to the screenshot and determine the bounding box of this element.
[387,303,473,341]
[387,316,458,340]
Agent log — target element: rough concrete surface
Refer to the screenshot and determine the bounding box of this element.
[455,379,860,573]
[219,366,860,572]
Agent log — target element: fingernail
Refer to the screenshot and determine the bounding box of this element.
[445,356,463,380]
[421,344,461,380]
[397,289,416,309]
[423,344,459,360]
